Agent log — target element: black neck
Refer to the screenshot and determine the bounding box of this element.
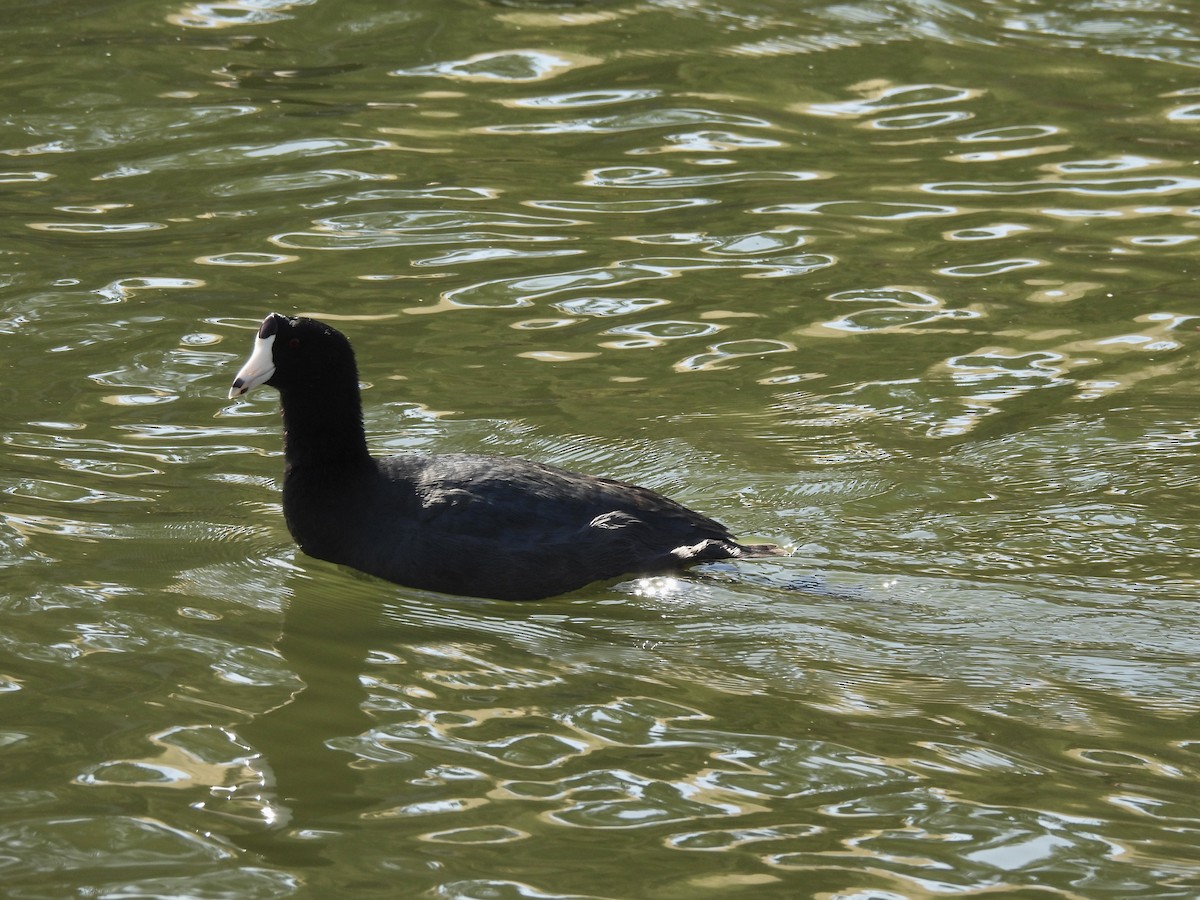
[278,378,373,472]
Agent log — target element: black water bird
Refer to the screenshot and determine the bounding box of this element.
[229,313,781,600]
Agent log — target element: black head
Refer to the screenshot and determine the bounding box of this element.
[229,313,357,399]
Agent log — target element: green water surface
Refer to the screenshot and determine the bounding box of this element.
[1,1,1198,897]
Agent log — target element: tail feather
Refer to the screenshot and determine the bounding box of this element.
[670,539,786,563]
[736,543,786,558]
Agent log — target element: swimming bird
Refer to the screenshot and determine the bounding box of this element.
[229,313,781,600]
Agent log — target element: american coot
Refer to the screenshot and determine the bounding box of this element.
[229,313,782,600]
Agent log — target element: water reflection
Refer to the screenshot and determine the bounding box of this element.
[392,50,597,83]
[168,0,314,30]
[225,580,377,864]
[484,108,773,135]
[802,83,983,119]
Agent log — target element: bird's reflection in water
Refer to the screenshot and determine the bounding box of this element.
[231,575,383,866]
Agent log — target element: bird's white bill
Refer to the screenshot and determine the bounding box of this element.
[229,332,276,398]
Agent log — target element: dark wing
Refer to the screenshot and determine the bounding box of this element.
[361,452,761,600]
[380,452,737,545]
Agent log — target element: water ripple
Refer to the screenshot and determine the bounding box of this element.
[924,176,1200,197]
[77,725,258,791]
[0,815,237,878]
[210,168,392,197]
[94,137,396,180]
[938,257,1044,277]
[1,105,258,155]
[507,89,663,109]
[273,208,583,254]
[525,198,716,215]
[168,0,313,29]
[583,165,824,188]
[392,50,596,83]
[441,255,834,310]
[757,200,960,220]
[484,108,772,135]
[802,83,983,119]
[27,221,168,235]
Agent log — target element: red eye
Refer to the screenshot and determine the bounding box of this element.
[289,338,300,349]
